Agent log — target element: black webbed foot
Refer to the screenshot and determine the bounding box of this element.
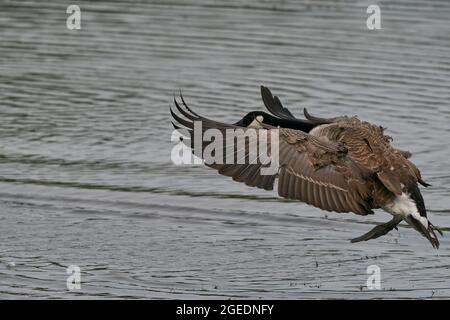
[351,216,403,243]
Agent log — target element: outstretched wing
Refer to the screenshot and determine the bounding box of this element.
[171,96,375,216]
[171,95,277,191]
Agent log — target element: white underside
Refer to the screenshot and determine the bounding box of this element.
[382,192,428,228]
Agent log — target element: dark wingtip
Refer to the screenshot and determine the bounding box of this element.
[260,85,272,102]
[172,94,200,122]
[304,108,339,125]
[419,178,432,188]
[303,108,318,122]
[179,91,201,117]
[303,108,310,119]
[260,85,297,120]
[171,121,181,130]
[260,85,270,96]
[170,104,193,129]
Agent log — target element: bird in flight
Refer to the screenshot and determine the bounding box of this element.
[170,86,442,248]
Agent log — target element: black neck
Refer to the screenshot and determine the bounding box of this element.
[235,111,316,133]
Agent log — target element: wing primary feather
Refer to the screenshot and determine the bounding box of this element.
[180,92,202,117]
[261,85,296,120]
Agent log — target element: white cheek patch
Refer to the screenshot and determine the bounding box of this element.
[248,116,264,129]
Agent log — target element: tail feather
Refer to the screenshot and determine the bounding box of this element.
[430,222,443,236]
[406,215,441,249]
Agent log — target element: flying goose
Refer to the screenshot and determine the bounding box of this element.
[170,86,442,248]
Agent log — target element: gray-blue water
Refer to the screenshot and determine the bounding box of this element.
[1,0,450,299]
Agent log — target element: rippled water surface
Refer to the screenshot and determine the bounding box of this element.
[1,0,450,299]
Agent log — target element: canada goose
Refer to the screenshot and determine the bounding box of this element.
[170,86,442,248]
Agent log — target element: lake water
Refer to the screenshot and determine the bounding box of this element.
[0,0,449,299]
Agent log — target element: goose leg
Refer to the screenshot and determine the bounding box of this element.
[351,216,403,243]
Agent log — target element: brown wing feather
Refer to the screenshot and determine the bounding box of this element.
[277,129,373,215]
[309,117,424,199]
[171,99,375,215]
